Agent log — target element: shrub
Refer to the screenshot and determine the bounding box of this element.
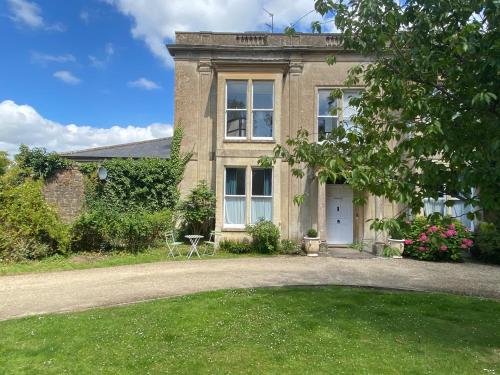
[403,216,473,262]
[14,145,70,179]
[71,208,173,252]
[219,240,251,254]
[246,220,280,254]
[279,239,299,254]
[306,228,318,238]
[0,179,69,261]
[474,222,500,264]
[179,181,216,237]
[383,246,401,258]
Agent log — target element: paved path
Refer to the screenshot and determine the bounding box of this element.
[1,257,499,321]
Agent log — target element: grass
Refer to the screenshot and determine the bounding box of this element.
[1,286,499,374]
[0,245,268,276]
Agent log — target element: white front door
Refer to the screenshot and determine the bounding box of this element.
[326,184,353,245]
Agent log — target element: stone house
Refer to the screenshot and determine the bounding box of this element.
[166,31,406,246]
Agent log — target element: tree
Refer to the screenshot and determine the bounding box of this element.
[179,181,216,236]
[0,151,9,176]
[269,0,499,218]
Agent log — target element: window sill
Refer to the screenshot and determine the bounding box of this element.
[222,226,247,232]
[224,139,275,144]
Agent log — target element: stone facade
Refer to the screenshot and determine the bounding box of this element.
[42,168,85,223]
[167,32,399,245]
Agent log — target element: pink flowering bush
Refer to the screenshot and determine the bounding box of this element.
[403,216,473,261]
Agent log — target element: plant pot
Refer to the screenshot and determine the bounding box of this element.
[304,236,321,257]
[387,238,405,257]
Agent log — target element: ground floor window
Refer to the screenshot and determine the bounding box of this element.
[251,168,272,223]
[224,168,246,226]
[423,194,476,230]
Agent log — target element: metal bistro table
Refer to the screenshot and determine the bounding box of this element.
[185,234,204,259]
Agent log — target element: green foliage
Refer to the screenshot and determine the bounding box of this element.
[179,181,216,236]
[83,127,191,213]
[71,208,173,252]
[14,145,71,179]
[265,0,500,214]
[219,240,251,254]
[382,246,401,258]
[246,220,280,254]
[403,216,473,262]
[306,228,318,238]
[0,178,69,261]
[474,222,500,264]
[370,216,411,239]
[279,239,299,254]
[349,241,365,252]
[0,151,10,176]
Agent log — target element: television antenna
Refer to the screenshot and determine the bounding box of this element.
[263,8,274,33]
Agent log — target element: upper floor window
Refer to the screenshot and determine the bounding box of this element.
[225,79,274,140]
[317,89,362,141]
[252,81,274,139]
[226,81,247,138]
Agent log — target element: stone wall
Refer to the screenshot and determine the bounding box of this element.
[42,168,85,223]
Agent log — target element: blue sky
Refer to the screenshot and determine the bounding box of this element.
[0,0,328,155]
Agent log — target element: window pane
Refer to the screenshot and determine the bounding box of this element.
[252,169,272,196]
[253,81,273,109]
[318,90,337,116]
[227,81,247,109]
[225,197,246,225]
[225,168,245,195]
[318,117,337,141]
[342,91,361,129]
[227,110,247,137]
[253,111,273,138]
[251,197,272,223]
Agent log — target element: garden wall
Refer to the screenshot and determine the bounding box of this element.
[42,168,85,223]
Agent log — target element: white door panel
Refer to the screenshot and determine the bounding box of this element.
[326,185,353,244]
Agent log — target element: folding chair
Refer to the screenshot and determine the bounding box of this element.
[204,231,222,256]
[165,231,182,257]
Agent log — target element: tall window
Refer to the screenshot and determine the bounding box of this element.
[224,168,246,226]
[317,89,338,141]
[252,81,274,139]
[251,168,272,223]
[317,89,362,141]
[226,81,247,138]
[342,90,362,130]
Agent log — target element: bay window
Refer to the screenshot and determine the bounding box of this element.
[224,168,246,226]
[251,168,272,223]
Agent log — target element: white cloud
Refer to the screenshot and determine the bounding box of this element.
[104,0,330,66]
[7,0,64,31]
[89,43,115,68]
[31,52,76,65]
[0,100,173,157]
[53,70,81,85]
[80,10,90,24]
[128,78,161,90]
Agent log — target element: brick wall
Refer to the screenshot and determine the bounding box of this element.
[42,168,85,223]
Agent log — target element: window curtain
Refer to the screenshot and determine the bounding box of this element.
[226,169,237,195]
[451,200,475,230]
[423,198,445,216]
[262,170,272,195]
[342,91,361,130]
[251,197,272,223]
[224,197,245,225]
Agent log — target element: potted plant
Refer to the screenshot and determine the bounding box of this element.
[304,228,321,257]
[386,219,407,257]
[383,245,403,259]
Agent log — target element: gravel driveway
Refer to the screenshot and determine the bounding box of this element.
[1,256,499,321]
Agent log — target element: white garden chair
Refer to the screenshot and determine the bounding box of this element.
[204,231,222,256]
[165,231,182,257]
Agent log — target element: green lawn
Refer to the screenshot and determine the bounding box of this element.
[1,287,499,374]
[0,245,267,276]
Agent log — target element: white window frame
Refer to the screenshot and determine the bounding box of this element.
[223,167,247,228]
[225,81,248,140]
[316,88,362,142]
[251,81,274,141]
[250,168,273,223]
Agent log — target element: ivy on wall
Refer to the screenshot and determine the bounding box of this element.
[82,127,191,213]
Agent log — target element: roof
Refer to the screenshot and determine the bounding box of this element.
[60,137,172,162]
